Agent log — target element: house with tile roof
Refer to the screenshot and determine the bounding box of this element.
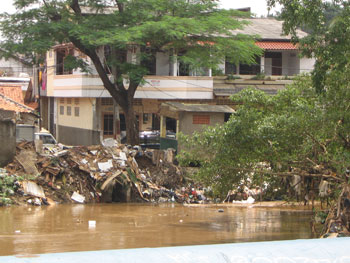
[40,17,314,146]
[0,85,38,125]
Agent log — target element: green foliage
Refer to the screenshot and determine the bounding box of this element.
[0,0,263,145]
[0,176,15,205]
[179,73,350,198]
[226,74,241,80]
[267,0,350,93]
[250,72,266,80]
[0,0,262,75]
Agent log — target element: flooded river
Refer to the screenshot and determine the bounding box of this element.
[0,204,314,256]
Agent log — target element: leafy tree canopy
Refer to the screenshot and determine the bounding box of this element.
[179,1,350,235]
[179,75,350,199]
[0,0,262,144]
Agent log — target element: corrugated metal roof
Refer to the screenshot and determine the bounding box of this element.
[162,102,235,113]
[256,41,298,50]
[232,18,308,40]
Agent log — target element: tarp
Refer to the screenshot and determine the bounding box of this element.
[1,238,349,263]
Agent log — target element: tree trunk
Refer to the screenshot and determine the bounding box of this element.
[120,96,139,145]
[124,107,139,145]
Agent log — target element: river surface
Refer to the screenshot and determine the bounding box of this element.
[0,203,314,256]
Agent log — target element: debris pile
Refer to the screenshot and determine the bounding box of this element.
[2,140,195,206]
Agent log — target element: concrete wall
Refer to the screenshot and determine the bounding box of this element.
[286,51,300,75]
[179,112,225,136]
[57,97,97,144]
[58,125,100,146]
[300,57,315,73]
[0,118,16,167]
[156,52,170,76]
[0,56,32,77]
[263,51,302,76]
[58,97,93,130]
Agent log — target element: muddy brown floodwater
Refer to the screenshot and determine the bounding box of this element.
[0,204,315,256]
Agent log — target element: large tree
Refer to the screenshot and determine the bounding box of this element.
[179,1,350,236]
[0,0,261,145]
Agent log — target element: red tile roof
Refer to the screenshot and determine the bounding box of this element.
[0,86,34,113]
[255,41,298,50]
[0,86,24,104]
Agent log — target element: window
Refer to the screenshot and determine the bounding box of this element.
[67,98,72,104]
[193,115,210,125]
[67,106,71,116]
[225,61,237,75]
[74,98,79,105]
[60,106,64,115]
[101,98,113,106]
[141,51,156,75]
[39,134,56,144]
[143,113,149,124]
[60,98,65,104]
[239,56,261,75]
[56,48,74,75]
[103,114,114,135]
[265,52,282,76]
[74,107,79,117]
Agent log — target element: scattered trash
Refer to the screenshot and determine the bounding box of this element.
[22,181,45,198]
[98,160,113,172]
[88,220,96,229]
[218,209,224,213]
[14,230,21,234]
[71,192,85,204]
[34,197,41,206]
[3,141,200,205]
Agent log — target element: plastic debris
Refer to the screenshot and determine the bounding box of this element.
[71,192,85,204]
[22,181,45,198]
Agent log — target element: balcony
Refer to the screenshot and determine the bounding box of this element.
[52,74,213,100]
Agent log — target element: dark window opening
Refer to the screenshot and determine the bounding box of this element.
[119,114,126,131]
[152,113,160,130]
[141,52,156,75]
[224,113,232,122]
[239,56,261,75]
[166,117,177,133]
[265,52,282,75]
[103,114,114,135]
[225,61,237,75]
[56,48,74,75]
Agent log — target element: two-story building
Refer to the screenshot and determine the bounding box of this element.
[40,18,314,146]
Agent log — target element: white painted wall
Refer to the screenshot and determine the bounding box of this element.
[264,58,272,75]
[282,52,289,76]
[0,57,32,77]
[53,75,213,100]
[156,52,170,76]
[300,57,315,73]
[217,61,225,75]
[287,51,300,76]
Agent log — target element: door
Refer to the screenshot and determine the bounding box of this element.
[265,52,282,75]
[102,113,114,138]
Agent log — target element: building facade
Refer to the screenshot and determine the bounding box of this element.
[40,18,315,146]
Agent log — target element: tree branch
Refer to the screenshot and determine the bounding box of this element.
[70,0,82,16]
[229,167,344,182]
[115,0,124,12]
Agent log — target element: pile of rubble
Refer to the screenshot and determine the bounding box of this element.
[2,139,197,206]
